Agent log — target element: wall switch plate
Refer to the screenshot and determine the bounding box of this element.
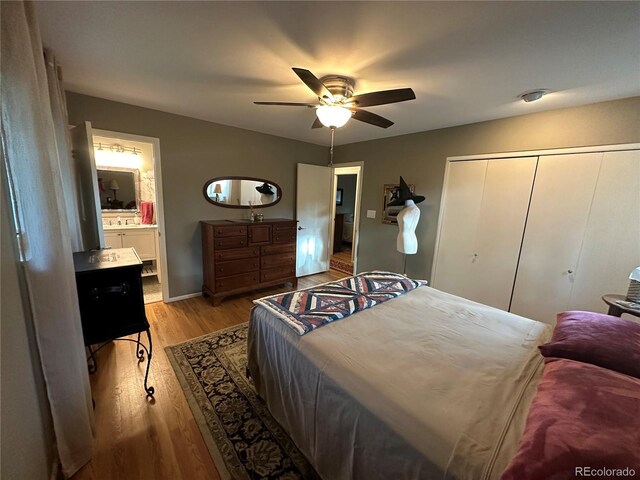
[366,210,376,219]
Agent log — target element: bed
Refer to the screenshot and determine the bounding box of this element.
[247,277,552,479]
[342,213,354,244]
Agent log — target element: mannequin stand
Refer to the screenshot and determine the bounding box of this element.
[403,254,407,276]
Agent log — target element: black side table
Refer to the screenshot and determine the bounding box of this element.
[74,248,154,397]
[602,294,640,319]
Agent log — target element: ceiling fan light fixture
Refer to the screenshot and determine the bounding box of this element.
[316,105,352,128]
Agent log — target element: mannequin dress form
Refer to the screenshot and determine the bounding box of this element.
[387,176,425,274]
[260,193,273,205]
[397,199,420,254]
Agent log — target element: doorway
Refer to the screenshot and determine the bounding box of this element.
[92,129,168,304]
[330,163,363,276]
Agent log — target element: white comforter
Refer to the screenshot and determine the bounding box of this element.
[248,286,551,480]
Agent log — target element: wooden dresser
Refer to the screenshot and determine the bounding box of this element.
[201,219,298,305]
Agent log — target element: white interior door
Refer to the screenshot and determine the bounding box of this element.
[70,121,103,250]
[510,153,602,323]
[568,150,640,312]
[296,163,332,276]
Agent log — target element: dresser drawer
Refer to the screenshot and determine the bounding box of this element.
[216,258,259,278]
[261,253,295,268]
[261,243,296,256]
[273,222,297,232]
[261,265,296,283]
[273,229,296,244]
[213,225,247,237]
[214,246,260,262]
[248,224,272,246]
[214,236,247,249]
[216,271,259,292]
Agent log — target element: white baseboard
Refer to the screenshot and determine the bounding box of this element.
[164,292,202,303]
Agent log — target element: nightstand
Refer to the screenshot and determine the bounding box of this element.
[73,247,154,396]
[601,294,640,319]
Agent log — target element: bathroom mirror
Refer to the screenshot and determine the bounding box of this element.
[97,169,139,210]
[203,176,282,208]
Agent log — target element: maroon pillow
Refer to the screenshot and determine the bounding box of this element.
[502,358,640,480]
[538,310,640,378]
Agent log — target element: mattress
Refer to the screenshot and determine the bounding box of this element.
[248,286,552,480]
[342,221,354,242]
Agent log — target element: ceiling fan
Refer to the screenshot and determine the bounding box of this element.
[254,68,416,129]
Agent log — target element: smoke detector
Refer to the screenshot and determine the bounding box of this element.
[518,89,551,103]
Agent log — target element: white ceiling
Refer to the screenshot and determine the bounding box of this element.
[35,1,640,146]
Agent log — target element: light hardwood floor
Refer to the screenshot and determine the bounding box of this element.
[331,246,353,265]
[72,270,343,480]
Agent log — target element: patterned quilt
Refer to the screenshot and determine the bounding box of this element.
[254,271,427,335]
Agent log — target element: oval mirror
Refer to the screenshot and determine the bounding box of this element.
[203,176,282,208]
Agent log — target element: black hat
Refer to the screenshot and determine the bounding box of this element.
[387,176,425,206]
[256,182,275,195]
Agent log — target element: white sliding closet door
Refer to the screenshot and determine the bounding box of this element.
[510,153,602,323]
[433,157,536,310]
[472,157,537,310]
[568,150,640,312]
[432,160,487,298]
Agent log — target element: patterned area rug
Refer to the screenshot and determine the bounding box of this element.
[165,323,319,480]
[329,257,353,275]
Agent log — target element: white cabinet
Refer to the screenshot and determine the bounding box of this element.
[103,228,157,261]
[433,146,640,323]
[104,231,123,250]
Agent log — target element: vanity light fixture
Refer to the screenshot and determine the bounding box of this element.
[93,142,140,155]
[518,89,551,103]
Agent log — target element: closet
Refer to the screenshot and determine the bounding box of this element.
[431,145,640,324]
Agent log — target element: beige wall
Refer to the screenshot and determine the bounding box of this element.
[335,97,640,280]
[67,92,327,297]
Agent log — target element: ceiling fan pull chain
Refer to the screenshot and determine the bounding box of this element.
[328,127,335,167]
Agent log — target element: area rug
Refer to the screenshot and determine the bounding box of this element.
[165,323,319,480]
[142,276,162,304]
[329,257,353,275]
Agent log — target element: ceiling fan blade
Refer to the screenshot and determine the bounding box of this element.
[254,101,316,107]
[347,88,415,107]
[311,117,323,129]
[351,109,394,128]
[292,68,335,103]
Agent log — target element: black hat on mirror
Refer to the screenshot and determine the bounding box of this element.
[256,183,275,195]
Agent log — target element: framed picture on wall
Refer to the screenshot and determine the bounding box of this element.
[336,188,343,206]
[383,183,414,224]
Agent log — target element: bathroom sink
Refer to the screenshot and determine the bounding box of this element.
[103,224,156,230]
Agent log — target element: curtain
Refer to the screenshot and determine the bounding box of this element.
[44,48,83,252]
[1,1,94,477]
